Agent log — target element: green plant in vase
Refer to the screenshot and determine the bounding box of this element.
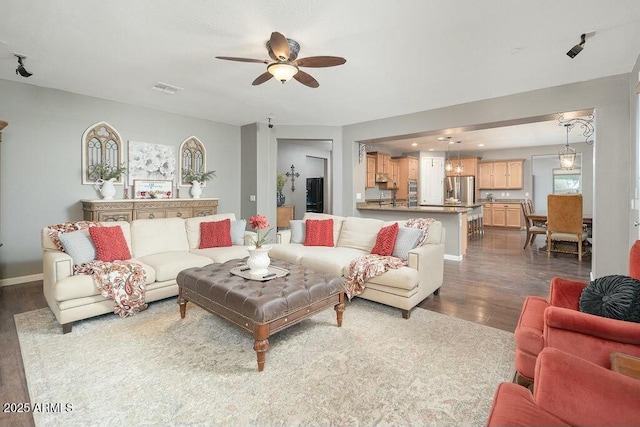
[276,172,286,206]
[88,162,127,181]
[183,168,216,199]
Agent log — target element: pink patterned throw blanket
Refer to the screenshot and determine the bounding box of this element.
[47,221,148,317]
[344,255,406,300]
[344,218,437,299]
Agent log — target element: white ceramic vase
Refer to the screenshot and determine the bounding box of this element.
[246,245,271,276]
[190,181,203,199]
[94,178,117,200]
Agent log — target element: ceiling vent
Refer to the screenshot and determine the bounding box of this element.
[150,82,183,95]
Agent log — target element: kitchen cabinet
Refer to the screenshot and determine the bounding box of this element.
[366,154,376,188]
[484,202,522,228]
[478,160,524,189]
[446,157,479,177]
[370,151,392,175]
[391,155,419,199]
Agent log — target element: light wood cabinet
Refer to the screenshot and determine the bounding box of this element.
[483,202,522,228]
[391,155,419,200]
[82,198,218,222]
[277,205,295,229]
[366,154,376,188]
[371,152,392,175]
[478,160,524,189]
[446,157,479,177]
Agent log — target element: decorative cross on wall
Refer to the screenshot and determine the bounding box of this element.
[285,164,300,192]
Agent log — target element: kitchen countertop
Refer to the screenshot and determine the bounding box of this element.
[421,203,484,209]
[356,202,472,213]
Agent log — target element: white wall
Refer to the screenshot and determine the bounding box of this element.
[0,79,241,279]
[343,74,633,277]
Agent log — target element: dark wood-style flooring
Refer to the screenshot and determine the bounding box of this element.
[0,228,592,426]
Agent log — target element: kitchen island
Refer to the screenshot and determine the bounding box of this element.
[356,202,483,260]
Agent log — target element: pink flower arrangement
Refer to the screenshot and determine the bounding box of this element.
[249,214,273,248]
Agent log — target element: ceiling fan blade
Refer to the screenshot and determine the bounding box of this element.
[216,56,268,64]
[252,72,273,86]
[295,56,346,68]
[293,70,319,88]
[269,32,290,61]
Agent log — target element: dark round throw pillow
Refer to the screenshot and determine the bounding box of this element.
[579,275,640,323]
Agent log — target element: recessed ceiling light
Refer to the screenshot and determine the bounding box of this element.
[411,142,418,147]
[437,137,447,141]
[428,148,434,151]
[478,143,485,147]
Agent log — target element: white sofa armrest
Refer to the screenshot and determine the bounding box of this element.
[244,231,257,246]
[276,229,292,244]
[43,250,74,287]
[407,242,445,292]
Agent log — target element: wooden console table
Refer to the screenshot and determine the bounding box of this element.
[81,198,218,222]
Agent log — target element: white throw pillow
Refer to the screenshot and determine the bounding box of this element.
[58,229,96,265]
[290,220,306,244]
[392,226,423,260]
[230,219,246,246]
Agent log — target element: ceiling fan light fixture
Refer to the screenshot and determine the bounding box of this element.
[267,62,299,83]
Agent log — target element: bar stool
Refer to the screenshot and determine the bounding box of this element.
[468,214,479,240]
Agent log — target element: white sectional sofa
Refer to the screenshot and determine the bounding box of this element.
[42,214,253,333]
[270,213,445,319]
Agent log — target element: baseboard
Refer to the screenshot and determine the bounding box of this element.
[444,254,463,262]
[0,273,43,287]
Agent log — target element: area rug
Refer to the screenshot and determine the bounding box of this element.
[16,298,514,426]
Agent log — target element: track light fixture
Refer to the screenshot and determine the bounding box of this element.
[566,33,586,58]
[14,53,32,77]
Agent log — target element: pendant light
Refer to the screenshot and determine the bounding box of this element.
[454,141,463,175]
[559,123,576,170]
[441,137,454,172]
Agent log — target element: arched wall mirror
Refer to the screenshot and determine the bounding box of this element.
[179,136,206,186]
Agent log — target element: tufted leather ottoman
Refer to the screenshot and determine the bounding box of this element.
[176,259,345,371]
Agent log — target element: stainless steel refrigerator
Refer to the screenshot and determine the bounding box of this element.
[444,176,475,204]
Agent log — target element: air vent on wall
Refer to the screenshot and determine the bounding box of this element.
[150,82,183,95]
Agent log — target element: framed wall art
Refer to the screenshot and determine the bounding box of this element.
[133,179,173,199]
[128,141,176,186]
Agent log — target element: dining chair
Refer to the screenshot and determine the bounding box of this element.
[521,201,546,249]
[546,194,589,261]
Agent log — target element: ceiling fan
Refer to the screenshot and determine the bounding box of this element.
[216,31,346,88]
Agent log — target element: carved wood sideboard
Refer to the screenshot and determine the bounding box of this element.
[81,198,219,222]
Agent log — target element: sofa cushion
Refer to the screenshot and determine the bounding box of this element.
[185,214,237,249]
[269,243,305,264]
[58,229,96,265]
[199,219,232,248]
[137,251,212,282]
[303,213,345,246]
[346,265,419,292]
[230,220,247,246]
[337,217,384,252]
[304,219,334,247]
[290,220,306,244]
[300,246,368,277]
[89,226,132,261]
[191,246,251,264]
[131,218,189,258]
[370,223,399,256]
[52,259,156,301]
[392,226,423,260]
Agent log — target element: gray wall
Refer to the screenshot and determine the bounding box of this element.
[343,74,633,278]
[630,58,640,246]
[0,79,241,280]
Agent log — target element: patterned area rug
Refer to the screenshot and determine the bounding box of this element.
[16,298,514,426]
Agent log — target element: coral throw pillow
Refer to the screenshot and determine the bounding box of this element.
[371,223,399,256]
[304,219,334,247]
[89,226,132,262]
[200,219,232,249]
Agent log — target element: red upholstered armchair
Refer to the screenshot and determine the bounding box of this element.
[514,241,640,383]
[487,348,640,426]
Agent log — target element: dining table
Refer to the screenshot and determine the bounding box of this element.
[528,212,593,226]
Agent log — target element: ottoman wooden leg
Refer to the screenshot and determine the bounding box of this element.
[253,324,270,372]
[179,300,187,319]
[334,293,345,327]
